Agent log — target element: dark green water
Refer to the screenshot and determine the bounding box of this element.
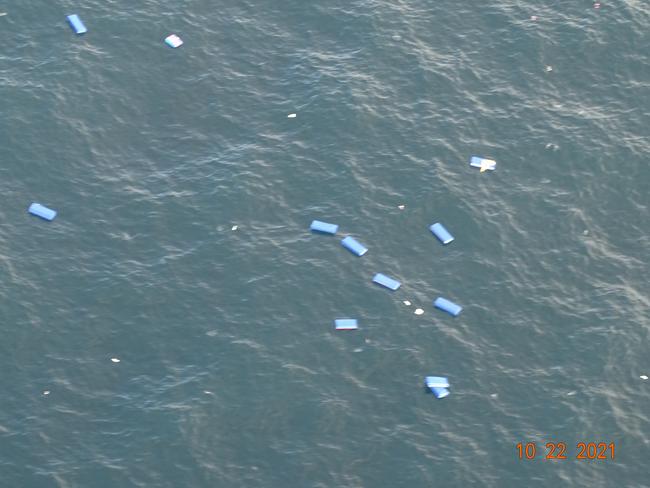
[1,1,648,486]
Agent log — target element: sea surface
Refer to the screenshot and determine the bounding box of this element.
[0,1,648,487]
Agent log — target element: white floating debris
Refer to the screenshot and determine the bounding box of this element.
[414,308,424,315]
[392,34,402,41]
[203,390,213,395]
[111,358,121,363]
[403,300,411,306]
[164,34,183,48]
[398,204,405,210]
[545,65,553,72]
[231,225,238,231]
[353,348,363,353]
[43,390,50,395]
[470,156,496,173]
[583,230,589,235]
[490,393,498,398]
[567,391,576,396]
[530,15,538,21]
[0,12,7,17]
[641,375,648,380]
[287,113,297,118]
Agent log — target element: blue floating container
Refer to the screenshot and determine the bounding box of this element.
[310,220,338,235]
[164,34,183,48]
[430,223,454,245]
[425,376,450,389]
[434,297,462,317]
[334,319,358,330]
[341,236,368,256]
[372,273,401,291]
[66,14,87,35]
[470,155,496,172]
[28,203,57,221]
[430,387,450,399]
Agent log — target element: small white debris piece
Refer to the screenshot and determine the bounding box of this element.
[203,390,213,395]
[403,300,411,306]
[43,390,50,395]
[414,308,424,315]
[0,12,7,17]
[545,65,553,72]
[398,204,405,210]
[490,393,498,398]
[164,34,183,48]
[111,358,121,363]
[567,391,576,396]
[287,113,297,118]
[353,348,363,353]
[392,34,402,41]
[583,230,589,235]
[641,375,648,380]
[231,225,238,231]
[530,15,538,21]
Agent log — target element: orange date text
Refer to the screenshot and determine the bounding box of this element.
[516,442,615,460]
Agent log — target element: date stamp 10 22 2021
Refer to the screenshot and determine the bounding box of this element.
[516,442,615,460]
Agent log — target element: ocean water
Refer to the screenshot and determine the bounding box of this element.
[0,1,648,486]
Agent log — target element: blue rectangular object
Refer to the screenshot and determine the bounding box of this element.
[425,376,450,389]
[372,273,401,291]
[341,236,368,256]
[431,387,450,399]
[28,203,57,221]
[430,223,454,244]
[334,319,358,330]
[434,297,462,317]
[310,220,338,235]
[66,14,87,35]
[470,155,496,172]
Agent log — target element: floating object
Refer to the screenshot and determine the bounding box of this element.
[110,358,120,363]
[414,308,424,315]
[372,273,401,291]
[231,225,238,231]
[287,113,297,118]
[470,156,496,173]
[43,390,50,395]
[594,2,601,8]
[335,319,358,330]
[425,376,450,389]
[66,14,87,34]
[530,15,538,20]
[164,34,183,48]
[28,203,57,221]
[429,385,450,399]
[398,204,405,210]
[341,236,368,256]
[545,65,553,72]
[310,220,338,235]
[0,12,7,17]
[403,300,411,306]
[430,223,454,244]
[641,375,648,380]
[434,297,462,317]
